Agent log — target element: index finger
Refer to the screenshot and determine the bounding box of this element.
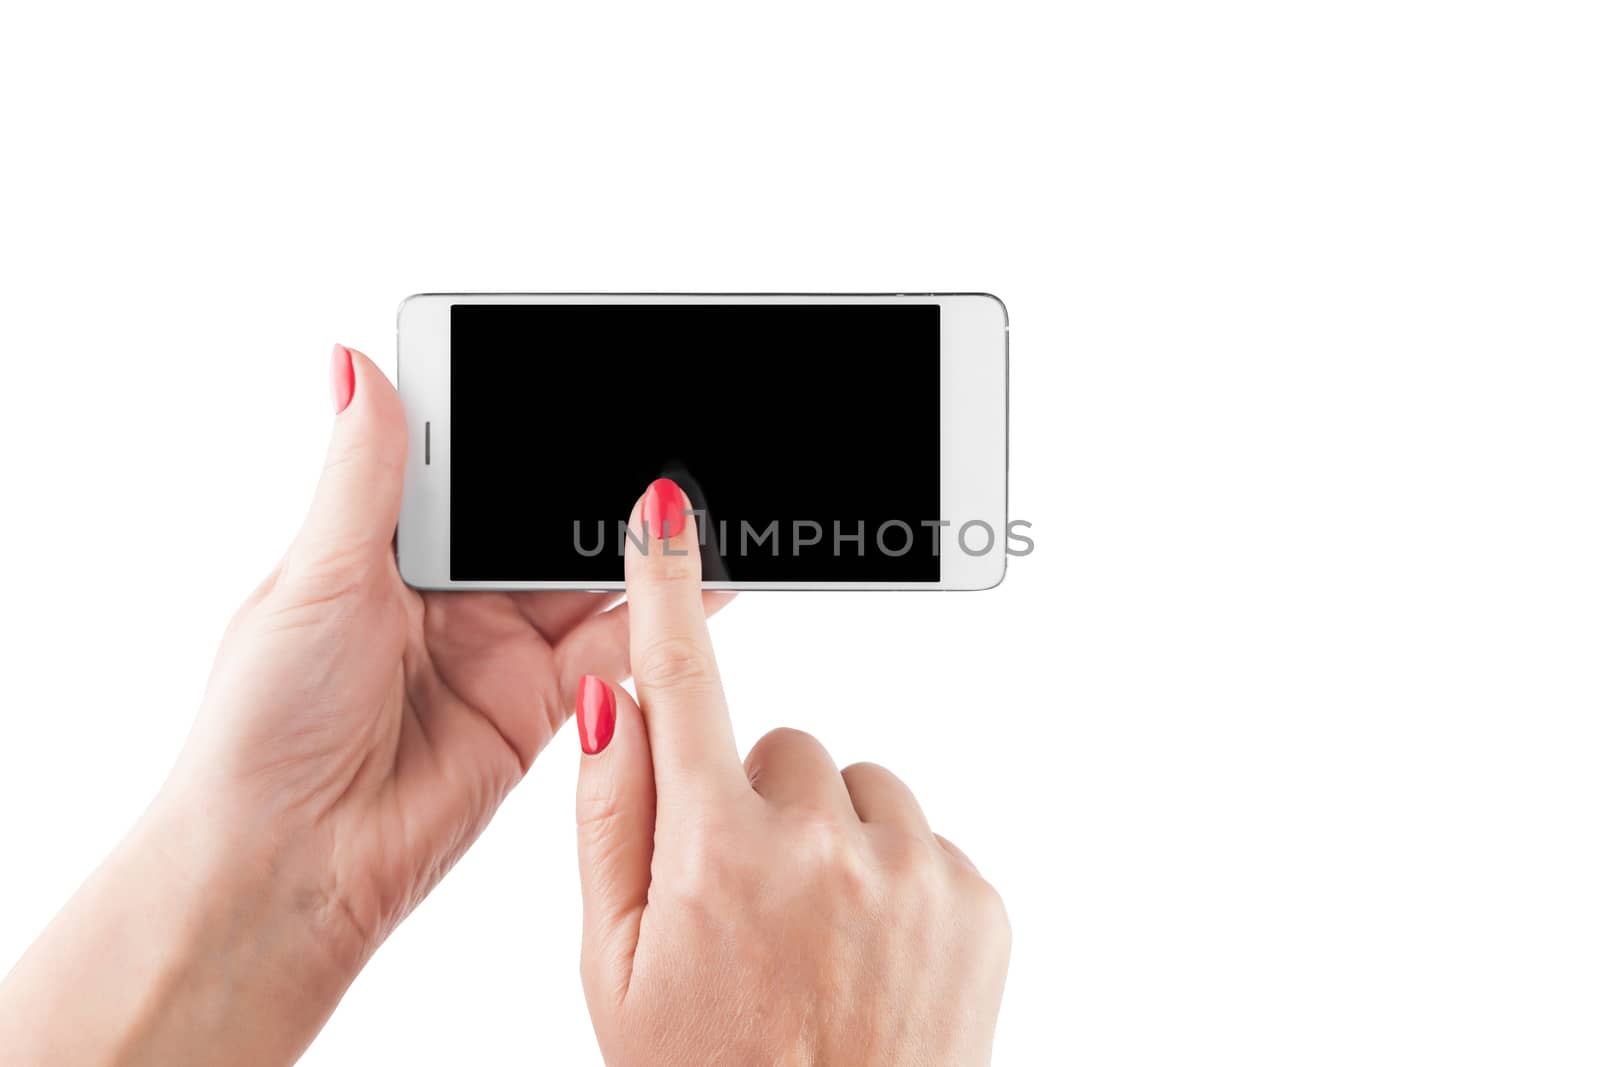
[624,478,746,799]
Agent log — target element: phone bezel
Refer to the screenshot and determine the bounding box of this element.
[396,293,1008,591]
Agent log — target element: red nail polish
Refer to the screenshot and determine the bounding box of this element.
[330,344,355,413]
[642,477,688,541]
[576,675,616,755]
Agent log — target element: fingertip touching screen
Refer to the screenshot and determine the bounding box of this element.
[450,303,940,582]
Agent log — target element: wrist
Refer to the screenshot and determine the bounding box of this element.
[129,780,368,1058]
[0,781,364,1066]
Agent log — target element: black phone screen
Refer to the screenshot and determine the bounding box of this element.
[449,303,940,582]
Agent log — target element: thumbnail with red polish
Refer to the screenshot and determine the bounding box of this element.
[330,344,355,413]
[642,477,688,541]
[576,676,616,755]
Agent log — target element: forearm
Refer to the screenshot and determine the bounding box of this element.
[0,788,360,1066]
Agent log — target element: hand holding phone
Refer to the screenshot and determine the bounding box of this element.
[0,347,716,1063]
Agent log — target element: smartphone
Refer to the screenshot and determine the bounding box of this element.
[396,293,1008,591]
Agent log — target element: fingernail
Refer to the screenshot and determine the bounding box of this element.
[330,344,355,413]
[576,675,616,755]
[642,477,687,541]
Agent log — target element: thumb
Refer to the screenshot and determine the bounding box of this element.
[575,675,655,1009]
[287,344,408,582]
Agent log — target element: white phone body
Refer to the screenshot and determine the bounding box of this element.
[396,293,1008,591]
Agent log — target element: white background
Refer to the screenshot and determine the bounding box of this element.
[1,2,1596,1064]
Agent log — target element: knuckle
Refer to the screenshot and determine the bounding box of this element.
[788,808,850,858]
[745,727,822,780]
[576,804,638,882]
[839,759,884,779]
[575,775,626,836]
[665,816,749,904]
[939,846,1010,942]
[633,540,702,584]
[635,635,717,691]
[370,396,410,460]
[975,877,1013,948]
[881,832,948,894]
[763,726,820,749]
[781,811,871,900]
[329,416,407,479]
[841,760,902,794]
